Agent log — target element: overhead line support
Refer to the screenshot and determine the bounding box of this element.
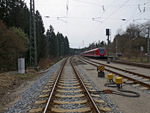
[30,0,37,67]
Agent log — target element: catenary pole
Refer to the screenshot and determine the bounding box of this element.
[147,27,150,63]
[30,0,37,66]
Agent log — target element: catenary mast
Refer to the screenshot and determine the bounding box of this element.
[30,0,37,66]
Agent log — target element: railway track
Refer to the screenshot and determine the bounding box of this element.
[112,60,150,69]
[80,57,150,90]
[29,57,112,113]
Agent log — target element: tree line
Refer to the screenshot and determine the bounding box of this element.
[79,21,150,62]
[110,21,150,61]
[0,0,70,72]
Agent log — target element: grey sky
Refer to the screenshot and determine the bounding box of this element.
[25,0,150,48]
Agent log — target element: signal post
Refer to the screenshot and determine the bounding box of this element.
[106,29,110,64]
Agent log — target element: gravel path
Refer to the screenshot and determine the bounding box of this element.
[6,59,63,113]
[76,66,121,113]
[77,58,150,113]
[89,58,150,77]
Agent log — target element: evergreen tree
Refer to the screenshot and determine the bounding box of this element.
[0,0,30,35]
[0,0,70,72]
[0,20,29,72]
[35,10,45,61]
[46,25,57,57]
[64,36,69,55]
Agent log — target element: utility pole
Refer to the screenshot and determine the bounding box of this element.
[106,29,110,64]
[115,37,118,59]
[30,0,37,67]
[147,27,150,63]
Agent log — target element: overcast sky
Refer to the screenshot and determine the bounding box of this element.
[25,0,150,48]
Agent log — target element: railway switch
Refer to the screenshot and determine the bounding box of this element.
[107,74,114,82]
[115,77,123,89]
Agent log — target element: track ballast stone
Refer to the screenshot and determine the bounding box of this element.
[76,66,121,113]
[6,60,63,113]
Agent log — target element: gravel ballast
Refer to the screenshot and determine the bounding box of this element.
[76,66,121,113]
[77,58,150,113]
[6,59,63,113]
[51,59,90,110]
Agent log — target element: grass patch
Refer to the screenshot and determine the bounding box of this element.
[120,56,149,63]
[39,58,60,70]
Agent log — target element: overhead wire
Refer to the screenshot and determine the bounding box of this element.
[100,0,117,18]
[72,0,143,7]
[41,0,150,26]
[120,8,138,29]
[132,0,150,23]
[72,0,102,6]
[101,0,131,23]
[102,5,105,12]
[66,0,69,16]
[138,4,142,12]
[119,0,149,32]
[92,0,117,22]
[37,0,149,35]
[57,0,69,23]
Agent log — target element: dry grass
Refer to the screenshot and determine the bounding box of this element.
[39,58,59,70]
[0,73,40,96]
[0,57,59,112]
[120,56,148,63]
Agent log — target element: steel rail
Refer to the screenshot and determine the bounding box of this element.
[70,58,101,113]
[80,58,150,89]
[82,57,150,79]
[43,58,68,113]
[112,60,150,69]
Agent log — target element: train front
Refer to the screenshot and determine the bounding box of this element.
[99,47,106,58]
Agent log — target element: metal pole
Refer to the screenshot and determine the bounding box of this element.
[147,27,150,63]
[33,0,37,66]
[29,0,32,66]
[141,50,142,62]
[107,35,110,64]
[115,37,118,59]
[30,0,37,67]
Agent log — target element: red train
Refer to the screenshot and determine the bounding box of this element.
[81,47,106,58]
